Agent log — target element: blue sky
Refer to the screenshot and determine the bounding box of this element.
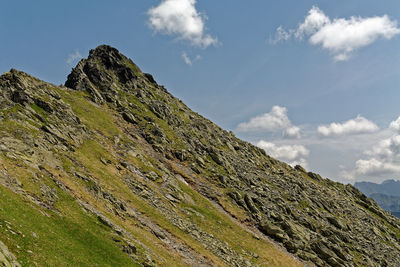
[1,0,400,183]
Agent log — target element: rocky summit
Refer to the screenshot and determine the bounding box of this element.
[0,45,399,266]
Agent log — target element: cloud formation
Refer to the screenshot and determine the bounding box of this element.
[354,135,400,177]
[272,6,400,61]
[182,52,201,65]
[237,106,290,131]
[317,115,379,137]
[148,0,218,48]
[66,50,82,66]
[342,117,400,180]
[285,126,301,139]
[389,116,400,132]
[237,106,301,138]
[257,140,309,167]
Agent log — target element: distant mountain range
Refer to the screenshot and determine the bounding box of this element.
[355,180,400,218]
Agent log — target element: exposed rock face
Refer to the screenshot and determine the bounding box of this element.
[0,45,399,266]
[65,45,143,104]
[0,240,20,267]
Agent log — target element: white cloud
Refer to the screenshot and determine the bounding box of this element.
[317,115,379,137]
[273,6,400,61]
[343,133,400,180]
[182,52,201,65]
[389,116,400,132]
[285,126,301,139]
[295,6,330,39]
[257,140,309,167]
[237,106,290,132]
[237,106,302,138]
[355,158,400,176]
[66,50,82,66]
[365,135,400,159]
[148,0,218,48]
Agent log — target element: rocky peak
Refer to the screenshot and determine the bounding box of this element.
[65,45,156,103]
[0,69,54,108]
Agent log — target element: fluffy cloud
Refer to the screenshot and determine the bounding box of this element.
[148,0,218,48]
[389,116,400,132]
[284,126,301,139]
[257,140,309,167]
[317,115,379,137]
[355,158,400,176]
[343,117,400,179]
[66,50,82,66]
[237,106,301,138]
[273,6,400,61]
[295,6,330,39]
[237,106,290,132]
[351,135,400,177]
[365,135,400,158]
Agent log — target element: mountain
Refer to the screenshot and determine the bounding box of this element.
[355,180,400,218]
[0,45,400,266]
[355,179,400,197]
[369,193,400,217]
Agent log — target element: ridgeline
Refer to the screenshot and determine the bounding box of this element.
[0,45,399,266]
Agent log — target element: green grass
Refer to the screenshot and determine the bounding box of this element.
[0,119,40,140]
[57,89,120,138]
[124,59,142,77]
[0,185,138,267]
[30,103,49,122]
[0,81,305,266]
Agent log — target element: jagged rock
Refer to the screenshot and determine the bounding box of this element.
[144,73,157,84]
[146,171,159,181]
[0,240,20,267]
[311,241,337,261]
[244,194,259,214]
[34,98,53,113]
[294,165,306,173]
[307,172,323,181]
[65,45,140,103]
[122,244,137,255]
[122,112,137,124]
[259,221,286,240]
[327,216,345,230]
[11,90,30,104]
[209,149,224,165]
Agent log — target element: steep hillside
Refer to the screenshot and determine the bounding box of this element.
[0,45,399,266]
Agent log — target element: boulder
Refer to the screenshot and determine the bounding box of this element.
[122,112,137,124]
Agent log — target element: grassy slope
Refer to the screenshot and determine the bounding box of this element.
[60,89,301,266]
[0,171,137,267]
[0,80,302,266]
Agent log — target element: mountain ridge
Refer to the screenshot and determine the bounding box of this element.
[355,179,400,197]
[355,180,400,218]
[0,45,399,266]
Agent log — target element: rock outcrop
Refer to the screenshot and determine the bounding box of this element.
[0,45,399,266]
